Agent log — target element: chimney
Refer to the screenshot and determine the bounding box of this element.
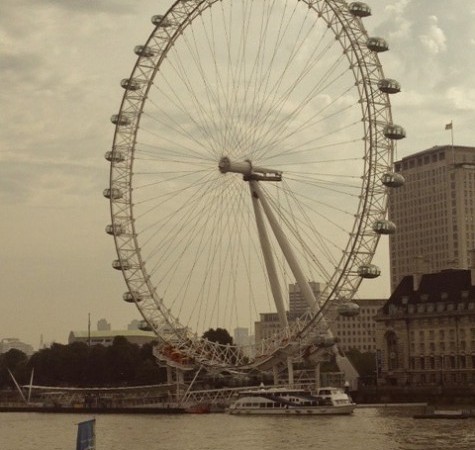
[413,255,425,291]
[470,249,475,286]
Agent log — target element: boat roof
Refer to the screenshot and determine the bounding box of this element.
[239,386,342,395]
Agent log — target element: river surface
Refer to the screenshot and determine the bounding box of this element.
[1,406,475,450]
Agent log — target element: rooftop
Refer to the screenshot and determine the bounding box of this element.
[382,269,475,314]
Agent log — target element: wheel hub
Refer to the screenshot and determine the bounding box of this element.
[218,156,282,182]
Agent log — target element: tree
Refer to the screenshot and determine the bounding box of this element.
[0,349,28,388]
[101,336,139,385]
[202,328,233,345]
[22,338,168,387]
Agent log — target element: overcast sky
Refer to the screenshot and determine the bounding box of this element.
[1,0,474,349]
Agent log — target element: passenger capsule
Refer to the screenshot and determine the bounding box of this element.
[105,223,123,236]
[381,172,405,188]
[366,37,389,53]
[151,15,171,27]
[112,259,130,270]
[315,335,338,348]
[372,219,396,235]
[349,2,371,17]
[358,264,381,279]
[110,114,131,126]
[378,78,401,94]
[338,302,360,317]
[120,78,141,91]
[134,45,155,57]
[104,150,125,163]
[123,291,143,303]
[103,188,123,200]
[384,124,406,140]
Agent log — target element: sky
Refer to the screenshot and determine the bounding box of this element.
[1,0,475,349]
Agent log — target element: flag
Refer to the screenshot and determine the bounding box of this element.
[445,122,453,130]
[76,419,96,450]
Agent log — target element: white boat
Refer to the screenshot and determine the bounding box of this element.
[227,386,355,415]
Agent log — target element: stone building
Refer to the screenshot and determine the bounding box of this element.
[375,266,475,386]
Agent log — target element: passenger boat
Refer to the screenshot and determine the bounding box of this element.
[227,386,355,415]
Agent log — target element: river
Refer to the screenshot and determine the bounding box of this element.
[1,406,474,450]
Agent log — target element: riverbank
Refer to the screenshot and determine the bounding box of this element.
[0,404,185,414]
[354,385,475,406]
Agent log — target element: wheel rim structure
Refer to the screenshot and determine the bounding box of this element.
[105,0,403,373]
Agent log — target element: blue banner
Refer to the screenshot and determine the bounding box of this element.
[76,419,96,450]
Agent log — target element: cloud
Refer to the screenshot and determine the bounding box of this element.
[419,16,447,54]
[1,0,474,349]
[13,0,135,15]
[446,87,475,111]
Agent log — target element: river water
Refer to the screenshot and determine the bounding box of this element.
[1,406,475,450]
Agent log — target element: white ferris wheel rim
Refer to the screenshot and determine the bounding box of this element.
[106,0,399,371]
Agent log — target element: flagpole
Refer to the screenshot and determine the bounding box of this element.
[451,121,454,164]
[88,313,91,348]
[445,121,454,164]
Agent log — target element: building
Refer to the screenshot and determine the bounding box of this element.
[233,327,254,358]
[375,264,475,386]
[254,311,300,343]
[333,299,386,352]
[0,338,34,356]
[97,318,111,331]
[254,282,384,354]
[68,330,157,347]
[289,281,321,315]
[389,145,475,291]
[233,327,252,346]
[127,319,141,330]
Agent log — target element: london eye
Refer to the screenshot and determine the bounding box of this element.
[104,0,405,377]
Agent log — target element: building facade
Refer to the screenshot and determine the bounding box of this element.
[389,145,475,291]
[333,299,386,352]
[375,267,475,386]
[254,294,384,354]
[254,311,300,343]
[289,281,321,315]
[97,318,111,331]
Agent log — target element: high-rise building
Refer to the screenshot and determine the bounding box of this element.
[389,145,475,291]
[289,281,321,315]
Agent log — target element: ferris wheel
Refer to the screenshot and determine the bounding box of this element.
[104,0,405,374]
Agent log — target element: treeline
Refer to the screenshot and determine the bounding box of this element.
[0,336,167,389]
[0,333,376,389]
